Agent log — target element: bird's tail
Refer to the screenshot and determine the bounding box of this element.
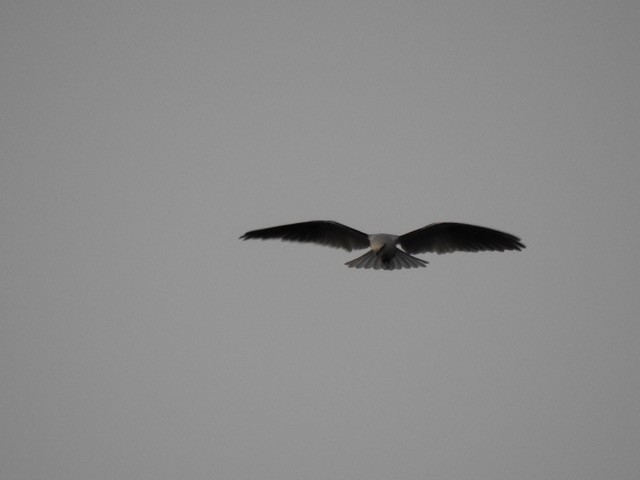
[345,249,428,270]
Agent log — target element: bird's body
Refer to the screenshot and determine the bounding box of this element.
[240,220,525,270]
[368,234,398,253]
[347,233,428,270]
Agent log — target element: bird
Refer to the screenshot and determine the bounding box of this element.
[240,220,525,270]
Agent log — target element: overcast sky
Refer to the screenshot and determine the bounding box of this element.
[2,1,639,479]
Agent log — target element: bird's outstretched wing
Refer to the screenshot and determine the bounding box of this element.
[399,223,525,254]
[240,221,370,252]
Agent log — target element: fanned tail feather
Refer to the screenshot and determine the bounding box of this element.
[345,249,428,270]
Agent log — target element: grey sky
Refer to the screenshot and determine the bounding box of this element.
[2,1,639,479]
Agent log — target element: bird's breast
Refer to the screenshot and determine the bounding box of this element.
[368,234,399,253]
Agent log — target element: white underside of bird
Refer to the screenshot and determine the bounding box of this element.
[344,234,428,270]
[240,220,525,271]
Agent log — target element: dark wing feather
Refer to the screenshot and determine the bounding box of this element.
[399,222,525,254]
[240,221,370,252]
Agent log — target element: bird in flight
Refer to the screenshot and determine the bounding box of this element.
[240,220,525,270]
